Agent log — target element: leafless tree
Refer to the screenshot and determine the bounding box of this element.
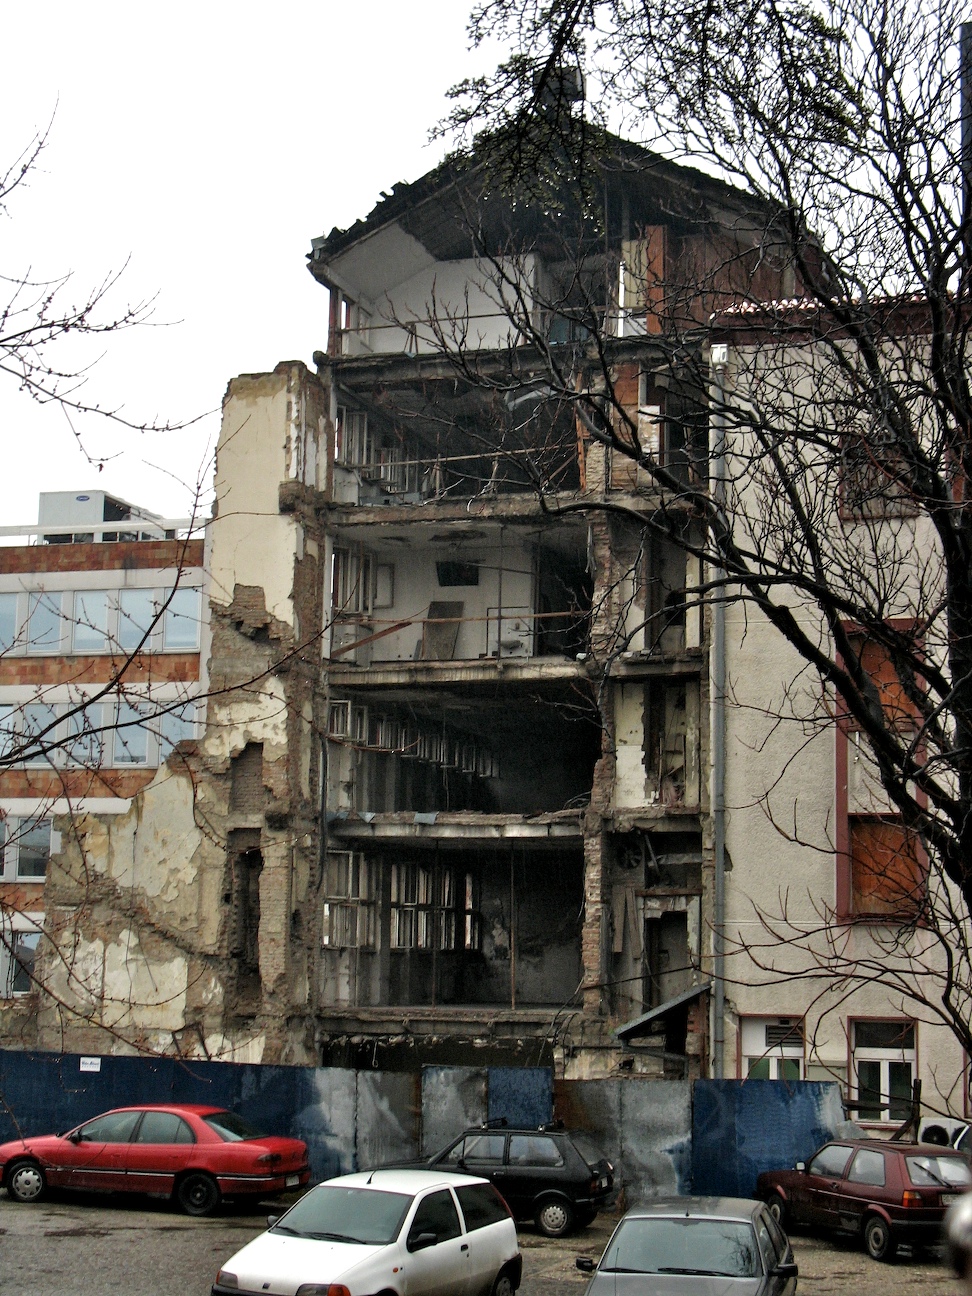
[363,0,972,1073]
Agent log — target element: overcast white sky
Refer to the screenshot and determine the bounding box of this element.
[0,2,501,527]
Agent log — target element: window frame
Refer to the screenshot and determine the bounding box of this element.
[739,1016,806,1081]
[0,914,43,998]
[849,1017,917,1124]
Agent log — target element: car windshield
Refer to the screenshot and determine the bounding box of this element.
[907,1155,972,1188]
[599,1217,760,1278]
[571,1133,609,1169]
[203,1111,265,1142]
[271,1185,412,1245]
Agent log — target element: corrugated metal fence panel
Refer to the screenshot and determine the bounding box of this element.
[420,1066,487,1156]
[553,1078,623,1172]
[292,1066,358,1182]
[356,1070,421,1170]
[619,1080,693,1203]
[692,1079,845,1197]
[487,1067,552,1129]
[553,1078,692,1204]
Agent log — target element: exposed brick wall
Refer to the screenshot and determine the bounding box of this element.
[0,768,156,799]
[0,652,199,686]
[0,539,204,575]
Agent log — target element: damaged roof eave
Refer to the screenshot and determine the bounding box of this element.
[615,981,712,1041]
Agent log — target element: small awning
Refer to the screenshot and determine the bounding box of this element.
[615,982,712,1042]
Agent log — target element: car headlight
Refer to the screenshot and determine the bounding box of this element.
[215,1273,239,1289]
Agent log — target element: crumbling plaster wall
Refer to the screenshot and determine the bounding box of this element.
[27,362,329,1063]
[35,758,228,1056]
[198,362,327,1064]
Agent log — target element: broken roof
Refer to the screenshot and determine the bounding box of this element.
[308,130,778,287]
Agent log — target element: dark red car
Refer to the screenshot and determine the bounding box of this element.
[757,1137,972,1260]
[0,1103,310,1216]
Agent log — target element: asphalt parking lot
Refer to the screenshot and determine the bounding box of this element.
[0,1190,965,1296]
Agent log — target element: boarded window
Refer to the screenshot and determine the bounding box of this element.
[845,633,921,732]
[850,816,924,916]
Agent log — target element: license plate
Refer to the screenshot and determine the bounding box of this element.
[943,1193,962,1204]
[286,1174,300,1187]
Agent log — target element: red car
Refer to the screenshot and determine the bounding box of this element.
[757,1137,972,1260]
[0,1103,310,1216]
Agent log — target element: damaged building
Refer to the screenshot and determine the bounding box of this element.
[10,137,795,1076]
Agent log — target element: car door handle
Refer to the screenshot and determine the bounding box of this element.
[461,1244,468,1252]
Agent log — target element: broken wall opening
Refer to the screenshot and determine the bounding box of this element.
[226,828,263,981]
[320,845,583,1010]
[329,523,591,666]
[326,682,600,816]
[609,832,703,1026]
[331,380,581,506]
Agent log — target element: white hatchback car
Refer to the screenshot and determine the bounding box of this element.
[212,1168,522,1296]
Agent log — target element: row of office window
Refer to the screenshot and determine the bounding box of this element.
[742,1015,917,1123]
[0,586,201,656]
[0,698,198,767]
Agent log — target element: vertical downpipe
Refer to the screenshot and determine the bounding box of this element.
[710,344,729,1079]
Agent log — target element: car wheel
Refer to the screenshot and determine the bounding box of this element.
[766,1192,787,1227]
[491,1270,515,1296]
[176,1172,221,1217]
[535,1197,574,1237]
[7,1161,46,1204]
[863,1214,897,1262]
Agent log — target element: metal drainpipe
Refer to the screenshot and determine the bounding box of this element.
[710,343,729,1079]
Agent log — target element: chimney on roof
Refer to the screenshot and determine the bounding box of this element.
[533,64,586,116]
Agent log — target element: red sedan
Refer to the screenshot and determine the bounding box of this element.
[0,1103,310,1216]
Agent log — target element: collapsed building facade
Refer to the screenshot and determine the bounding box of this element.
[11,138,799,1077]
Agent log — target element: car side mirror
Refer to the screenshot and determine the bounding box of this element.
[773,1262,799,1280]
[67,1131,82,1144]
[795,1161,806,1172]
[266,1215,279,1227]
[575,1257,596,1273]
[456,1157,466,1170]
[408,1231,438,1253]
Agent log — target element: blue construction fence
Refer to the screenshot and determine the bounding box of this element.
[0,1050,553,1184]
[691,1078,848,1198]
[0,1050,846,1199]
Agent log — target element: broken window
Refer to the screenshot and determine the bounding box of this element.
[322,852,376,949]
[390,862,478,952]
[331,547,373,615]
